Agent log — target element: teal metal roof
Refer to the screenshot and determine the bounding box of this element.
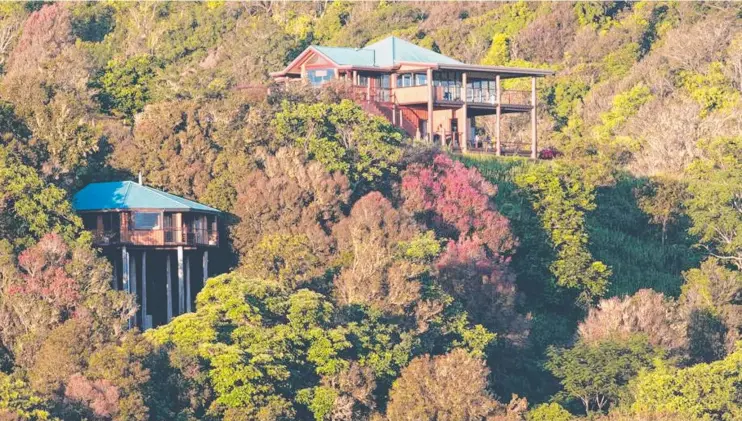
[313,46,376,66]
[311,36,462,67]
[73,181,220,214]
[364,36,463,66]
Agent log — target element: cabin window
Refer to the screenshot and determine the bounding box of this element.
[307,68,335,86]
[396,73,427,87]
[132,212,160,230]
[81,214,98,230]
[397,73,413,87]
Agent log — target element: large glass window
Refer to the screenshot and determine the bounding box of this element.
[467,79,497,103]
[306,68,335,86]
[133,212,160,230]
[433,71,462,101]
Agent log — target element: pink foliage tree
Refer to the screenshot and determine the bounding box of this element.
[401,154,516,271]
[6,3,73,75]
[401,154,525,336]
[12,233,80,311]
[65,373,120,419]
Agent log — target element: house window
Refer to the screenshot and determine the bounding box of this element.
[132,212,160,230]
[396,73,428,87]
[307,68,335,86]
[358,75,369,86]
[397,73,412,87]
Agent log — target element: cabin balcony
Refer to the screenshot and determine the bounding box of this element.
[88,228,219,248]
[433,87,532,109]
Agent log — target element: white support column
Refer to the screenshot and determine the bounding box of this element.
[130,252,137,327]
[427,68,434,143]
[202,250,209,284]
[177,246,185,315]
[142,251,148,329]
[531,76,538,159]
[166,253,173,322]
[122,247,131,329]
[185,254,191,313]
[496,74,502,156]
[462,72,468,152]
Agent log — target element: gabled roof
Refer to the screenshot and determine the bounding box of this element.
[73,181,220,214]
[274,36,463,75]
[272,35,554,78]
[313,37,462,67]
[364,36,463,67]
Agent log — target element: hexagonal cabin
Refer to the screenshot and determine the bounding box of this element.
[73,180,221,329]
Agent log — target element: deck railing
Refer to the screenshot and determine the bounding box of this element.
[89,228,218,247]
[436,88,530,106]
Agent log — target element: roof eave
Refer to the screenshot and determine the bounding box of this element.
[76,207,221,215]
[437,63,555,77]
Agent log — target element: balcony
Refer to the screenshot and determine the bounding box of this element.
[89,228,219,248]
[436,88,531,107]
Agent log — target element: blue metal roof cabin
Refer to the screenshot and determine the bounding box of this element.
[73,180,221,329]
[73,181,220,214]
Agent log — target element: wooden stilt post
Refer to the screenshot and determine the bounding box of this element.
[142,251,148,329]
[462,72,468,152]
[131,252,137,327]
[122,247,131,329]
[185,254,191,313]
[496,74,502,156]
[202,250,209,284]
[531,76,538,159]
[177,246,185,315]
[427,68,433,143]
[166,253,172,322]
[112,252,118,290]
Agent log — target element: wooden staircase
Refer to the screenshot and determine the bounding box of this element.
[360,100,418,138]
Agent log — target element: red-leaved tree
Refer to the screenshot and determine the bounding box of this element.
[401,154,525,337]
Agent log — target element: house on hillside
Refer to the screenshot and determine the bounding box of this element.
[270,36,554,157]
[73,180,221,329]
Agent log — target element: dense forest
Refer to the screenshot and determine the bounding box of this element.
[0,1,740,420]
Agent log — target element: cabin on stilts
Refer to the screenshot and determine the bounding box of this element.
[72,180,221,329]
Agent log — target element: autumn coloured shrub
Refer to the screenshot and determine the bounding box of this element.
[402,153,516,267]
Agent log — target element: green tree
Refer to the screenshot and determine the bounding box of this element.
[0,147,80,249]
[0,373,59,421]
[684,137,742,270]
[97,55,159,120]
[516,162,611,303]
[527,402,571,421]
[634,176,688,245]
[273,99,404,190]
[148,274,351,420]
[631,344,742,421]
[546,335,659,414]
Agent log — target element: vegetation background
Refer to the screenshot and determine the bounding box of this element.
[0,1,739,421]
